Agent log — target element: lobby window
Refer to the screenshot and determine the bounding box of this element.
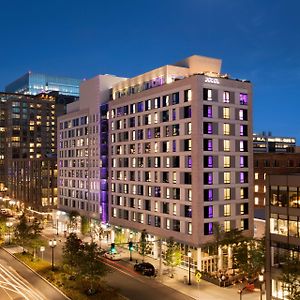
[184,89,192,102]
[223,91,230,103]
[204,139,213,151]
[240,93,248,105]
[203,88,212,101]
[224,188,231,200]
[204,122,213,134]
[204,222,213,235]
[204,105,212,118]
[224,172,231,184]
[204,206,213,218]
[223,123,230,135]
[223,107,230,119]
[223,140,230,152]
[224,204,231,217]
[224,220,230,232]
[224,156,230,168]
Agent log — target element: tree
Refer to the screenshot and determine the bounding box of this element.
[14,213,30,251]
[280,256,300,300]
[27,218,45,259]
[62,233,83,274]
[233,238,265,281]
[138,229,151,261]
[68,210,80,232]
[81,216,89,235]
[164,237,182,278]
[77,242,108,295]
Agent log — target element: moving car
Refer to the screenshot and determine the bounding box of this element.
[134,262,156,276]
[103,251,121,261]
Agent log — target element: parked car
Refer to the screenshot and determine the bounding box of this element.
[134,262,156,276]
[103,251,121,261]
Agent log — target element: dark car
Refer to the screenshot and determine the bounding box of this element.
[134,262,156,276]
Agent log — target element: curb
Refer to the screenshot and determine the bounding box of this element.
[1,247,71,300]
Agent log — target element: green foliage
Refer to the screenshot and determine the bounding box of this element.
[81,216,89,235]
[68,210,80,232]
[280,256,300,300]
[114,230,127,244]
[14,213,30,250]
[164,237,182,277]
[233,238,265,280]
[138,229,152,260]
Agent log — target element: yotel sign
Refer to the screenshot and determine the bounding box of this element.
[205,77,220,84]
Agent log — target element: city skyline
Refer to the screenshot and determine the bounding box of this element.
[1,0,300,141]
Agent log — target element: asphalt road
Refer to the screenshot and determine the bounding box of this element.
[0,248,68,300]
[102,258,194,300]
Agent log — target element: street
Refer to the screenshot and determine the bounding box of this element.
[0,248,68,300]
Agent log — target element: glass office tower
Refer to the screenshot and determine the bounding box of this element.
[5,72,81,97]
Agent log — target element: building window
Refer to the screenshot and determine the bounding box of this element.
[240,172,248,183]
[203,89,212,101]
[204,156,213,168]
[223,140,230,152]
[240,140,248,152]
[204,139,213,151]
[239,109,247,120]
[224,156,230,168]
[224,172,231,184]
[224,188,231,200]
[255,185,259,192]
[223,124,230,135]
[224,220,230,232]
[240,156,248,167]
[224,204,231,217]
[204,206,213,218]
[240,125,248,136]
[204,189,213,201]
[203,122,213,134]
[204,172,213,185]
[223,91,230,103]
[184,89,192,102]
[254,173,259,180]
[240,93,248,105]
[223,107,230,119]
[204,105,213,118]
[204,222,213,235]
[188,222,192,235]
[240,187,248,199]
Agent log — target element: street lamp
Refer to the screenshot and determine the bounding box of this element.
[6,221,13,245]
[188,250,192,285]
[129,233,133,261]
[56,211,60,236]
[259,272,264,300]
[49,239,57,271]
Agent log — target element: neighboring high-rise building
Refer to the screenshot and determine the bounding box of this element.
[5,72,81,97]
[57,75,126,220]
[265,173,300,299]
[108,55,253,271]
[254,151,300,207]
[253,133,296,153]
[0,91,77,211]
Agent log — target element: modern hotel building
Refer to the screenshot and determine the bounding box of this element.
[58,55,253,270]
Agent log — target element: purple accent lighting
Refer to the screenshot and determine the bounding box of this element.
[208,189,213,201]
[208,156,213,168]
[208,206,213,218]
[208,173,213,185]
[208,106,212,118]
[188,156,192,168]
[208,222,213,234]
[240,156,244,167]
[240,93,248,105]
[240,172,245,183]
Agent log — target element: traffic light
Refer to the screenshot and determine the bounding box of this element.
[129,241,133,251]
[110,243,116,253]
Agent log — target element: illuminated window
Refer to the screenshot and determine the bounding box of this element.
[184,89,192,102]
[188,222,192,234]
[224,188,231,200]
[224,204,231,217]
[154,201,158,212]
[172,172,177,184]
[166,219,170,230]
[255,173,259,180]
[223,140,230,152]
[188,189,192,201]
[223,124,230,135]
[255,185,259,192]
[223,91,230,103]
[224,156,230,168]
[224,220,230,232]
[224,172,231,184]
[173,204,177,215]
[223,107,230,119]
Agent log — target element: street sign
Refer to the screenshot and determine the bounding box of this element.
[195,269,202,283]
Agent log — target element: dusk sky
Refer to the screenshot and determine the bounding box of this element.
[1,0,300,142]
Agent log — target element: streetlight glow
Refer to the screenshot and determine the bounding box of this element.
[188,250,192,285]
[49,239,57,271]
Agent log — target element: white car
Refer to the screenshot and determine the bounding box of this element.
[103,252,121,261]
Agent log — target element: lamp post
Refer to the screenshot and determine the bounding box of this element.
[49,239,57,271]
[56,211,60,236]
[259,273,264,300]
[6,221,13,245]
[129,232,133,261]
[188,250,192,285]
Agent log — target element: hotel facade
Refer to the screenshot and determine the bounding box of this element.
[58,55,254,270]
